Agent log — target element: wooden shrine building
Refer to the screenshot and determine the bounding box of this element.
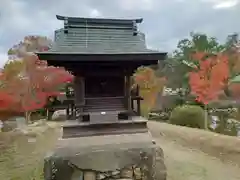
[37,15,167,137]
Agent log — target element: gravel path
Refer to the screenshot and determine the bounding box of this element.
[148,121,240,180]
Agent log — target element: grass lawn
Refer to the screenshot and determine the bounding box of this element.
[0,123,60,180]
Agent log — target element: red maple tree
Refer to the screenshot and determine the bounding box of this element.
[189,52,229,104]
[0,54,73,121]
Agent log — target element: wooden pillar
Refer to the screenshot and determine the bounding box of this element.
[66,105,70,119]
[137,99,141,116]
[131,98,134,110]
[73,104,77,120]
[74,76,85,105]
[47,109,51,120]
[125,73,131,111]
[136,85,141,116]
[124,76,127,109]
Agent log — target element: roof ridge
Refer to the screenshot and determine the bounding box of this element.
[56,15,143,25]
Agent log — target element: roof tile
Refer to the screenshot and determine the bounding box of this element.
[49,16,159,54]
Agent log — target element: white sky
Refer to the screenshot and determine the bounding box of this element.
[0,0,240,68]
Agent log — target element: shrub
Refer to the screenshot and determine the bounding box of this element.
[169,105,205,129]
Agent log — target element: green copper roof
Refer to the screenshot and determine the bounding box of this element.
[44,15,163,55]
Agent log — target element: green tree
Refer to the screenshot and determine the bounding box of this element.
[162,32,225,97]
[224,34,240,77]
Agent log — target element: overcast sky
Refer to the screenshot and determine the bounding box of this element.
[0,0,240,67]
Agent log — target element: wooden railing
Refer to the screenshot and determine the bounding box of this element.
[47,95,143,120]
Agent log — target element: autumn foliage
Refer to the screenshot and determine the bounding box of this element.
[0,54,73,117]
[189,52,229,104]
[8,35,52,59]
[0,35,74,121]
[132,66,166,112]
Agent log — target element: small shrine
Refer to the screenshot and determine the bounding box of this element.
[37,15,167,138]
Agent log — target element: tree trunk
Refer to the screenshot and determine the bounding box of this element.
[224,85,231,97]
[46,109,49,120]
[204,105,208,130]
[25,111,32,124]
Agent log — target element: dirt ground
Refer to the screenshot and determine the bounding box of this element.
[148,121,240,180]
[0,122,61,180]
[0,121,240,180]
